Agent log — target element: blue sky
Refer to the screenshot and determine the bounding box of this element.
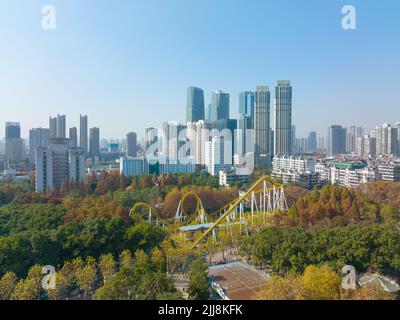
[0,0,399,140]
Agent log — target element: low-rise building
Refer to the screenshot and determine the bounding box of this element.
[316,161,377,188]
[120,156,196,176]
[377,162,400,182]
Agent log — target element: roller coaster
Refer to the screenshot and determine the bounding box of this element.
[129,175,288,249]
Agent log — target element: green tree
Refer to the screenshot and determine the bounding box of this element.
[99,253,116,283]
[75,256,97,299]
[0,271,17,300]
[188,259,209,300]
[11,264,43,300]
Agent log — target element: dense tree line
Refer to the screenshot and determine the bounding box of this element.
[0,249,182,300]
[240,224,400,277]
[0,204,166,277]
[274,183,400,228]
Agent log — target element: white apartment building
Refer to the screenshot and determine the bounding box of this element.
[205,136,232,176]
[36,139,85,192]
[272,155,316,173]
[316,162,377,188]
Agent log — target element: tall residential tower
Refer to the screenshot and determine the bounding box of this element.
[274,81,292,156]
[186,87,205,122]
[254,86,271,167]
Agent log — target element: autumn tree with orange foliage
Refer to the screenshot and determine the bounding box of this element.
[63,194,129,222]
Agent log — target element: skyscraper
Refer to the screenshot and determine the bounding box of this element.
[69,127,78,148]
[206,104,212,122]
[57,114,66,138]
[308,131,317,152]
[215,118,237,160]
[29,128,49,163]
[186,87,205,122]
[210,90,229,121]
[274,80,292,156]
[49,117,57,139]
[49,114,66,139]
[80,115,88,158]
[126,132,138,157]
[327,125,347,155]
[239,91,255,124]
[5,122,23,163]
[6,122,21,139]
[254,86,271,166]
[238,114,252,155]
[89,127,100,160]
[291,125,296,153]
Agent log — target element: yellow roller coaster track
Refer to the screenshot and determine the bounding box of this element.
[179,191,202,218]
[191,175,284,248]
[130,202,165,224]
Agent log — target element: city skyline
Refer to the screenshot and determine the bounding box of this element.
[1,1,400,139]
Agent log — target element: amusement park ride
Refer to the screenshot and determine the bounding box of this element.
[129,175,288,249]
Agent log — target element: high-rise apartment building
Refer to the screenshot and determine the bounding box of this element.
[317,137,326,151]
[205,136,232,176]
[69,148,86,183]
[375,123,398,156]
[356,135,376,157]
[274,81,292,156]
[186,120,215,165]
[49,117,57,139]
[210,90,229,121]
[69,127,78,148]
[291,125,296,153]
[238,115,252,155]
[5,122,24,163]
[162,122,187,158]
[145,127,158,151]
[186,87,205,122]
[346,126,364,153]
[29,128,49,163]
[57,114,66,138]
[89,127,100,160]
[49,114,66,139]
[254,86,271,167]
[36,138,85,193]
[80,115,88,158]
[126,132,138,157]
[327,125,346,155]
[308,131,317,152]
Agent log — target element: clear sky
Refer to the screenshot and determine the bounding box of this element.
[0,0,399,140]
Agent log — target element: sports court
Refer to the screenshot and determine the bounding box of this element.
[208,261,269,300]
